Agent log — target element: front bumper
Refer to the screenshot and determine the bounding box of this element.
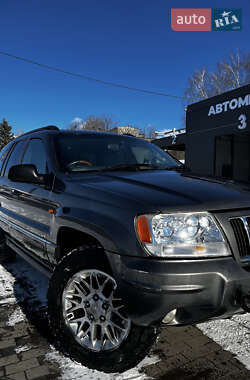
[107,253,250,326]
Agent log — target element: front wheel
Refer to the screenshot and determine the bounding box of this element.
[47,247,159,373]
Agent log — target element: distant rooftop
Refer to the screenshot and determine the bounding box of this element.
[154,128,186,139]
[110,126,144,138]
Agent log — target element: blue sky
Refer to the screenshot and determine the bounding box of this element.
[0,0,249,135]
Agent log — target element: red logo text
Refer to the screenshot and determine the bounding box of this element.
[171,9,211,31]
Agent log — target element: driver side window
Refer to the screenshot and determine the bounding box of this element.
[22,138,47,174]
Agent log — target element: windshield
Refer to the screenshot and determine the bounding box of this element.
[54,133,181,172]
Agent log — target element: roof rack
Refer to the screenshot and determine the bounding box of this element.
[19,125,59,138]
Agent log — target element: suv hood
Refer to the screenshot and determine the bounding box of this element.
[74,170,250,213]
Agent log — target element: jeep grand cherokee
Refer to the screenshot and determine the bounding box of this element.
[0,125,250,373]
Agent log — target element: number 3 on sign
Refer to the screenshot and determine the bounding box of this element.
[238,114,247,130]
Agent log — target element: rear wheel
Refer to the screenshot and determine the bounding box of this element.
[47,246,159,373]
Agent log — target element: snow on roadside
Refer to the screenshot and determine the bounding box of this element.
[7,306,25,326]
[0,257,48,307]
[15,344,33,354]
[0,262,15,301]
[0,297,16,305]
[0,257,48,327]
[198,313,250,370]
[0,261,25,325]
[5,257,49,307]
[47,348,159,380]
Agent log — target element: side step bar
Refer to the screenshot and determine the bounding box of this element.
[6,240,52,279]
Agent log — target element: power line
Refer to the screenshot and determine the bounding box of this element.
[0,50,195,101]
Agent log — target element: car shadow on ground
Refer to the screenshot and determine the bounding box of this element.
[2,256,250,380]
[2,257,61,351]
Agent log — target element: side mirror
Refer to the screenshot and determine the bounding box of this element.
[8,164,46,185]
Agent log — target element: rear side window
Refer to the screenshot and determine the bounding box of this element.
[22,138,47,174]
[4,140,26,177]
[0,144,12,175]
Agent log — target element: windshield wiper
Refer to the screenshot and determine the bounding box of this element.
[67,163,188,173]
[103,163,159,171]
[164,164,189,172]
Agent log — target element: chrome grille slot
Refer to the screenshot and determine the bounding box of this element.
[230,217,250,259]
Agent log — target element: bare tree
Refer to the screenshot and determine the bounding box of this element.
[184,50,250,105]
[84,116,105,131]
[185,68,210,102]
[100,115,116,131]
[70,115,116,132]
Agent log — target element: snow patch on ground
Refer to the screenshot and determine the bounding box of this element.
[0,262,25,326]
[0,296,16,305]
[15,344,33,354]
[198,313,250,370]
[7,307,25,326]
[0,258,48,327]
[6,258,49,307]
[47,348,159,380]
[0,263,15,300]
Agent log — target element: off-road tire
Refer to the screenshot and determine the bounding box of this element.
[47,246,159,373]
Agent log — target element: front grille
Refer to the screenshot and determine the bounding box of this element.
[230,217,250,259]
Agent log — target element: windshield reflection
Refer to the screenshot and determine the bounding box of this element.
[54,133,182,173]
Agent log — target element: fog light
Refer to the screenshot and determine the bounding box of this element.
[162,309,177,324]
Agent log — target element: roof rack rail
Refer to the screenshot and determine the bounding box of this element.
[19,125,59,138]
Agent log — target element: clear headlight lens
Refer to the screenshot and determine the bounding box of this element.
[136,212,230,258]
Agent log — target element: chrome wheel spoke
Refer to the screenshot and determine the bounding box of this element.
[79,277,91,291]
[65,293,80,304]
[105,324,117,345]
[90,323,98,348]
[67,304,82,313]
[74,280,88,296]
[79,325,91,339]
[91,326,104,352]
[95,272,102,289]
[110,321,126,331]
[62,269,131,352]
[90,272,98,292]
[77,320,87,336]
[100,277,109,292]
[68,316,84,324]
[113,306,126,320]
[99,325,105,348]
[112,297,122,302]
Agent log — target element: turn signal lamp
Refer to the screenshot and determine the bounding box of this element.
[137,216,152,243]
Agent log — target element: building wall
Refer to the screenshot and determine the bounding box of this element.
[186,84,250,178]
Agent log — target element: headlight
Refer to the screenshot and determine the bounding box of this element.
[135,212,230,258]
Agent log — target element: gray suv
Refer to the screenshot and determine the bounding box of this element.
[0,125,250,373]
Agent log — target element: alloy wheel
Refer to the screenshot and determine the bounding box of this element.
[62,269,131,352]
